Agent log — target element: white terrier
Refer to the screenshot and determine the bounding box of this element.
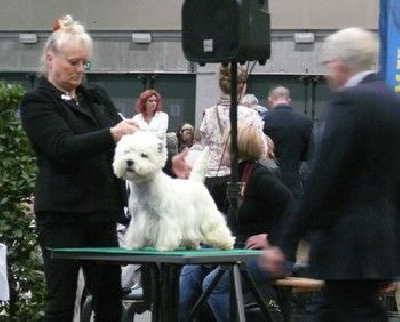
[113,131,235,251]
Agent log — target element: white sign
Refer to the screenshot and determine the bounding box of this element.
[0,244,9,301]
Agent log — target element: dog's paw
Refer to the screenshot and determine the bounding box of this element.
[219,236,236,250]
[154,244,176,252]
[154,238,182,252]
[185,245,199,251]
[125,239,144,250]
[124,244,141,251]
[209,235,235,250]
[202,227,236,250]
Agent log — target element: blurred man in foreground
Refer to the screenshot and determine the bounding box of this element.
[260,27,400,321]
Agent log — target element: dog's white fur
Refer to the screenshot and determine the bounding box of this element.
[113,131,235,251]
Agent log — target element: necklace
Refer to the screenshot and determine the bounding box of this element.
[60,91,79,106]
[61,92,78,105]
[49,79,76,101]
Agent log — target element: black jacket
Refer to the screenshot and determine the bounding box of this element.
[20,77,125,222]
[228,162,293,247]
[279,75,400,279]
[263,105,314,199]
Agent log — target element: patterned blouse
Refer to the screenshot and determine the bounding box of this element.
[200,93,263,177]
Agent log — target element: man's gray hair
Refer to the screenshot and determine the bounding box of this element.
[241,93,259,105]
[322,27,378,73]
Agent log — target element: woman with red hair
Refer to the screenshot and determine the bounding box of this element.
[132,89,169,142]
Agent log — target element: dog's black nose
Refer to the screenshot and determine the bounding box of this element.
[126,160,134,167]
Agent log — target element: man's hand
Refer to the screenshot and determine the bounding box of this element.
[171,148,192,179]
[259,246,287,277]
[245,234,269,250]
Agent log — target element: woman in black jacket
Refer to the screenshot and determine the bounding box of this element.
[20,14,140,321]
[179,125,293,322]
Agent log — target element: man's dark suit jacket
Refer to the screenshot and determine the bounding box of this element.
[20,77,126,222]
[279,74,400,279]
[263,105,314,199]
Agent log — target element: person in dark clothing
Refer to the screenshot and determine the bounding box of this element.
[263,86,314,200]
[179,125,293,322]
[20,14,189,321]
[226,126,293,248]
[260,27,400,321]
[20,14,137,321]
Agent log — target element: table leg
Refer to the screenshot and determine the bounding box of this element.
[189,267,226,320]
[156,261,273,322]
[240,266,275,321]
[159,263,183,322]
[150,264,161,322]
[232,264,246,322]
[190,264,246,322]
[168,264,182,321]
[159,263,172,322]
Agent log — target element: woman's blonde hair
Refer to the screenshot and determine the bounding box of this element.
[225,125,264,162]
[40,14,93,74]
[218,64,247,94]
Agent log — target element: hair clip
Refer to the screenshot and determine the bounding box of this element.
[52,14,73,31]
[52,20,61,31]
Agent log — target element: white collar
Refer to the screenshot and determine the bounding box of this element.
[344,70,375,87]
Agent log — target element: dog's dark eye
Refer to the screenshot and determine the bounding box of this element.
[140,153,148,158]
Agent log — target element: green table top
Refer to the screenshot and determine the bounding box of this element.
[49,246,262,264]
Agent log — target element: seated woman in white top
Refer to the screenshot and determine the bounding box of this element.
[132,89,169,142]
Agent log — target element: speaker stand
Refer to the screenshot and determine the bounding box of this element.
[227,62,240,221]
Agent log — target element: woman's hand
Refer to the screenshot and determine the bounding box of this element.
[110,119,139,141]
[245,234,269,250]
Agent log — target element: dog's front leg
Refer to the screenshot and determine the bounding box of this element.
[154,218,182,252]
[124,212,147,250]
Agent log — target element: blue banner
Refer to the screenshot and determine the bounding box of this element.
[379,0,400,92]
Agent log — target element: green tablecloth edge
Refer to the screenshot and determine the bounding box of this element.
[49,246,263,256]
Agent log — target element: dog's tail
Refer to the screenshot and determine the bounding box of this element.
[188,146,210,183]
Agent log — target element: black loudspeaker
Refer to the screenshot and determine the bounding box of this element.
[182,0,270,65]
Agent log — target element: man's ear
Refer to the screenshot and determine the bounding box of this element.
[267,97,274,107]
[46,52,54,66]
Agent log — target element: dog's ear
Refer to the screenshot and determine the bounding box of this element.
[112,159,123,179]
